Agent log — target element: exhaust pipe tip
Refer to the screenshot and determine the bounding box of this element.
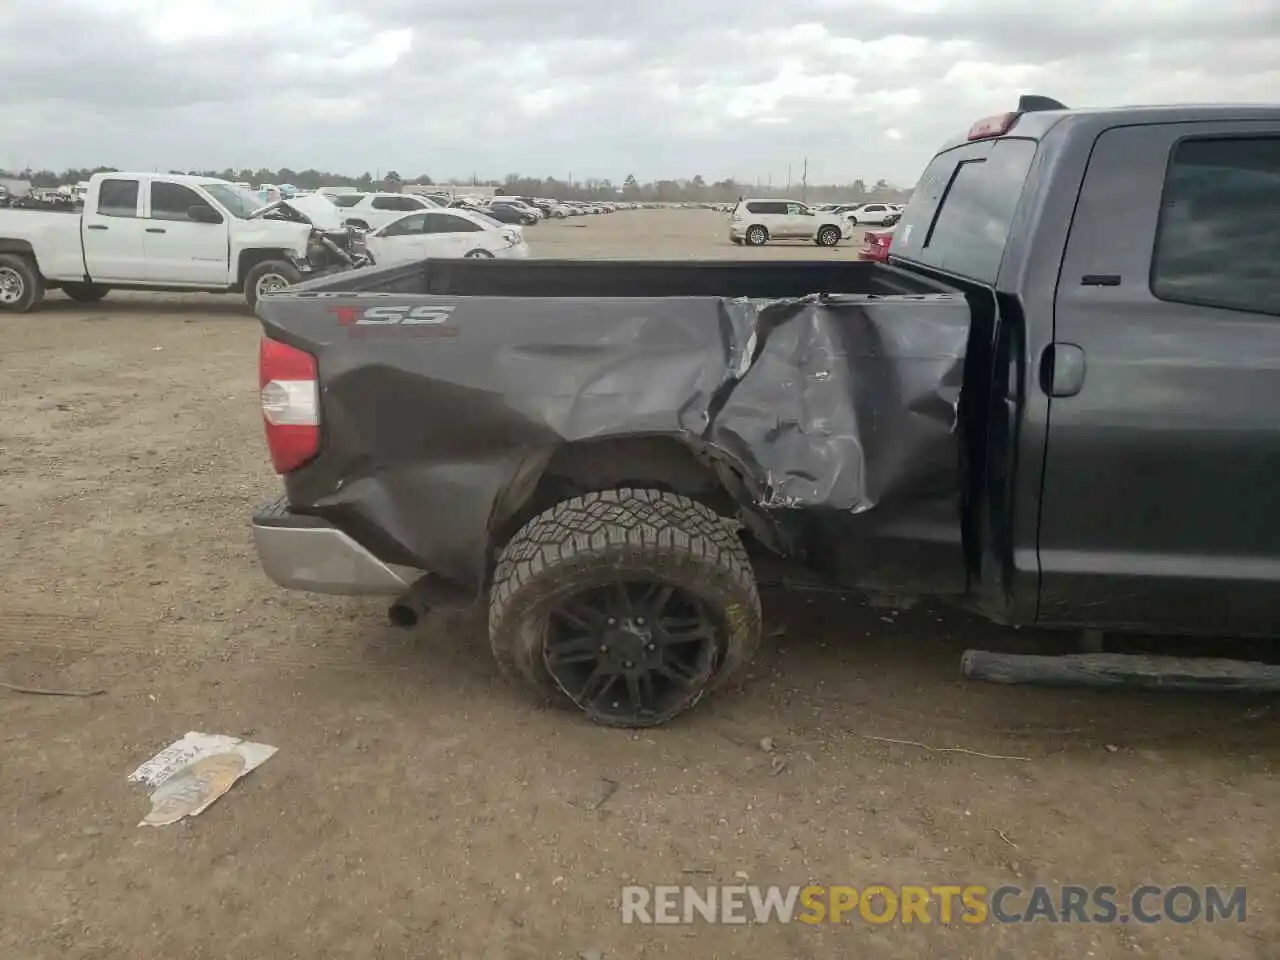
[388,602,421,628]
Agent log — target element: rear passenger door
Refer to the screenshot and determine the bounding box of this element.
[1037,122,1280,631]
[81,177,149,281]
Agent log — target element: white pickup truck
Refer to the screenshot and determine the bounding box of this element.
[0,172,368,313]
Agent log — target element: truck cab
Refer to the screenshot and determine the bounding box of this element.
[888,98,1280,635]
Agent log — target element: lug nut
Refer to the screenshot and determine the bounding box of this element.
[599,644,609,652]
[606,617,617,626]
[624,660,634,669]
[635,616,646,625]
[647,643,656,651]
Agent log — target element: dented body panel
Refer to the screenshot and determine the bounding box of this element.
[257,259,973,598]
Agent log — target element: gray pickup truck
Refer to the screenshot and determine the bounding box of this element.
[251,96,1280,727]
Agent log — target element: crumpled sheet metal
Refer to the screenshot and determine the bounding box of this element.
[708,294,968,515]
[273,291,970,590]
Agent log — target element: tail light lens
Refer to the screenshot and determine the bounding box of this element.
[259,336,319,474]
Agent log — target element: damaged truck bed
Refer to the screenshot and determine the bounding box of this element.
[258,258,971,600]
[253,97,1280,726]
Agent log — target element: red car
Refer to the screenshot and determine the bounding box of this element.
[857,227,894,261]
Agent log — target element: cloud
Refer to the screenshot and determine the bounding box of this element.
[0,0,1276,185]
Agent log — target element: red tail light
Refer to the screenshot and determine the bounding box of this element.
[259,336,319,474]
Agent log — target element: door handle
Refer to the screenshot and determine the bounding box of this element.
[146,228,166,234]
[86,224,108,231]
[1040,343,1087,398]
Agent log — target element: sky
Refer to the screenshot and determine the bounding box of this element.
[1,0,1277,186]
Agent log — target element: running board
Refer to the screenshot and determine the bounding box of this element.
[962,650,1280,693]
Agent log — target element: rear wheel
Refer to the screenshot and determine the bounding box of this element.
[745,225,768,246]
[489,489,762,727]
[0,254,44,313]
[61,281,110,303]
[244,260,303,310]
[816,225,841,247]
[464,248,495,258]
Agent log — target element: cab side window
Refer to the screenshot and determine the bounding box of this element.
[1152,137,1280,317]
[151,182,213,222]
[98,179,139,218]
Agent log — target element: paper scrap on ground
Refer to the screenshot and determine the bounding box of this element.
[129,731,277,827]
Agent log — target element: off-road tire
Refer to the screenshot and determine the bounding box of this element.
[489,488,762,727]
[0,254,44,313]
[61,282,110,303]
[745,225,768,246]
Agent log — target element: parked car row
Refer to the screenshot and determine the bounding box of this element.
[326,191,633,233]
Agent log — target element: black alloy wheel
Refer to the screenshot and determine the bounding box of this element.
[544,581,718,725]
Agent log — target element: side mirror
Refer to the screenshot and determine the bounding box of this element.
[188,204,222,224]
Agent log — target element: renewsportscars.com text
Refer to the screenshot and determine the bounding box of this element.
[620,884,1247,925]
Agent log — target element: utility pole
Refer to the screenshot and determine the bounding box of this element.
[801,157,808,202]
[786,163,792,195]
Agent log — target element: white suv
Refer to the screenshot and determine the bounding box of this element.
[330,192,443,231]
[845,202,899,226]
[729,199,850,247]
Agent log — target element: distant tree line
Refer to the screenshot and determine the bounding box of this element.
[1,165,911,203]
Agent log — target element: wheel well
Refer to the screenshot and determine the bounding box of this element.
[490,436,740,555]
[236,248,290,290]
[0,238,36,259]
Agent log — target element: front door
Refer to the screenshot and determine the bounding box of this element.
[370,213,430,265]
[81,177,149,281]
[143,181,230,285]
[1037,120,1280,632]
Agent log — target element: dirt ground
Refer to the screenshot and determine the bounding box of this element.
[2,209,1277,960]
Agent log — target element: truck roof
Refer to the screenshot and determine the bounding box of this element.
[936,100,1280,154]
[89,171,232,187]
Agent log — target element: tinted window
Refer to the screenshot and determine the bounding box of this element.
[746,201,786,215]
[424,213,482,234]
[1151,137,1280,317]
[371,195,421,210]
[150,181,209,221]
[896,138,1037,283]
[330,194,364,208]
[98,179,139,218]
[380,214,426,236]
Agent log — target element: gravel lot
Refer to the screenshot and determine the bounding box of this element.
[2,208,1277,959]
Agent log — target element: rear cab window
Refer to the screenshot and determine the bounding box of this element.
[893,137,1039,283]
